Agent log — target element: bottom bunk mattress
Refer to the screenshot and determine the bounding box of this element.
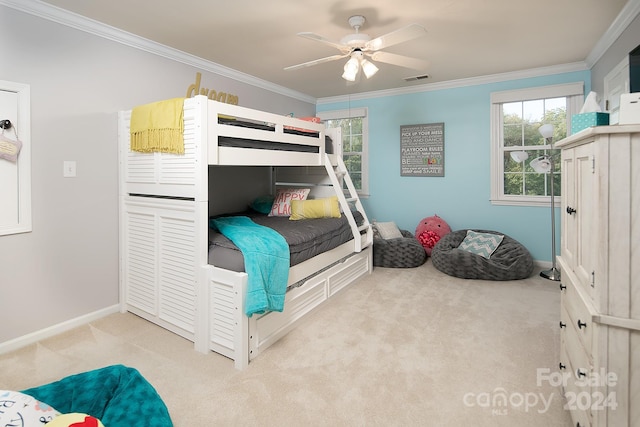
[208,210,364,272]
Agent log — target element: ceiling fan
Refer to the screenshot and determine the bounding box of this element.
[285,15,429,82]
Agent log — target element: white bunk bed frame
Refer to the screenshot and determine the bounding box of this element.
[118,95,373,369]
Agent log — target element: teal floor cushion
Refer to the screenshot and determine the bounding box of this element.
[21,365,173,427]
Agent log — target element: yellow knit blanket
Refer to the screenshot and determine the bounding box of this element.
[130,98,185,154]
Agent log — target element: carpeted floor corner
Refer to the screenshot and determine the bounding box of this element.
[0,260,572,426]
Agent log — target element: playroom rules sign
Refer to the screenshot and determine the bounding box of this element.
[400,123,445,177]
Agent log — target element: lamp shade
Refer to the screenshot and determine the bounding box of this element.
[341,69,357,81]
[539,124,554,139]
[510,151,529,163]
[342,56,359,81]
[530,156,552,173]
[361,59,379,78]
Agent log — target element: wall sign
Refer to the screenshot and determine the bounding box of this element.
[400,123,444,176]
[186,72,239,105]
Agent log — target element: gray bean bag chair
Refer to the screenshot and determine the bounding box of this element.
[373,229,427,268]
[431,229,534,280]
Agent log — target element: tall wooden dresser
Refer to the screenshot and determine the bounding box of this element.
[556,125,640,427]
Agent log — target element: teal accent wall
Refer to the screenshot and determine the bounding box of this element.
[318,71,591,262]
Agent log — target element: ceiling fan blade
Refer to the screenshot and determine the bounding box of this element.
[369,51,429,71]
[297,32,351,53]
[364,24,427,51]
[284,53,348,71]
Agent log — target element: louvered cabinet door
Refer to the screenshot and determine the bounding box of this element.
[121,197,198,339]
[122,209,158,315]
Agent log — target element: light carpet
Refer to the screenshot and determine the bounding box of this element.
[0,260,572,426]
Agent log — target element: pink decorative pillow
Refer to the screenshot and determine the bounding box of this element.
[268,188,310,216]
[415,214,451,256]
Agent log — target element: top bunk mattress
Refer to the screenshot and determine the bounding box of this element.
[208,210,364,272]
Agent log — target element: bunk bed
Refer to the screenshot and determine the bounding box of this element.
[117,95,373,369]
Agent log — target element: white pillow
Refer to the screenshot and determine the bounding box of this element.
[268,188,310,217]
[0,390,61,425]
[375,221,403,239]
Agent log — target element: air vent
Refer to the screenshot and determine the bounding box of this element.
[404,74,430,82]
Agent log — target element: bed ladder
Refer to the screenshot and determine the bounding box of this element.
[324,153,372,252]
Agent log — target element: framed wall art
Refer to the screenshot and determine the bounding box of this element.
[400,122,444,177]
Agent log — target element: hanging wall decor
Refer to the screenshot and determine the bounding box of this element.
[400,122,444,176]
[0,121,22,163]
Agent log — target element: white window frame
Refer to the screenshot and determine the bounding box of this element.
[317,107,369,197]
[490,82,584,206]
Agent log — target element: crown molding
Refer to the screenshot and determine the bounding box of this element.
[3,0,636,107]
[317,62,588,105]
[318,0,640,105]
[0,0,317,104]
[585,0,640,67]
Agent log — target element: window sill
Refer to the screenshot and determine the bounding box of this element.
[490,198,559,207]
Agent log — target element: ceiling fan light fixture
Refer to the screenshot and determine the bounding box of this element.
[341,69,357,81]
[344,56,359,71]
[342,56,360,81]
[286,15,429,84]
[361,59,378,78]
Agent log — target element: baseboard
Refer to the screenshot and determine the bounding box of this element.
[533,259,552,269]
[0,305,120,355]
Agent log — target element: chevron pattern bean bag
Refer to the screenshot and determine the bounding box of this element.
[431,229,534,280]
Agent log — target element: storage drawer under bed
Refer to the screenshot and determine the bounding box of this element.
[250,250,370,359]
[207,246,371,367]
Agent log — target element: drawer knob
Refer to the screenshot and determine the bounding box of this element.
[559,283,566,291]
[576,368,587,378]
[559,362,566,370]
[559,321,566,329]
[566,206,577,215]
[577,320,587,329]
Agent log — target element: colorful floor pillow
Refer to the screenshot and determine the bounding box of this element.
[0,389,60,425]
[47,413,105,426]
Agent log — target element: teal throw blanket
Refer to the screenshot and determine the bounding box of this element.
[210,216,290,316]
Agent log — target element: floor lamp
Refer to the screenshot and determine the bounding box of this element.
[509,124,560,281]
[536,124,561,281]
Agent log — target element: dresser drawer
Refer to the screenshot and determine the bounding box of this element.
[562,304,592,370]
[560,346,592,427]
[562,276,594,356]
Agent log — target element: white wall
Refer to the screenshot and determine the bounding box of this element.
[0,5,315,344]
[591,14,640,97]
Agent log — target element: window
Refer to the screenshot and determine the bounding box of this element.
[317,108,369,196]
[490,83,584,206]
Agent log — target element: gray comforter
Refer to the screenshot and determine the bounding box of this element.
[208,210,364,272]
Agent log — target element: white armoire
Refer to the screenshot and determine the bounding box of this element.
[556,125,640,427]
